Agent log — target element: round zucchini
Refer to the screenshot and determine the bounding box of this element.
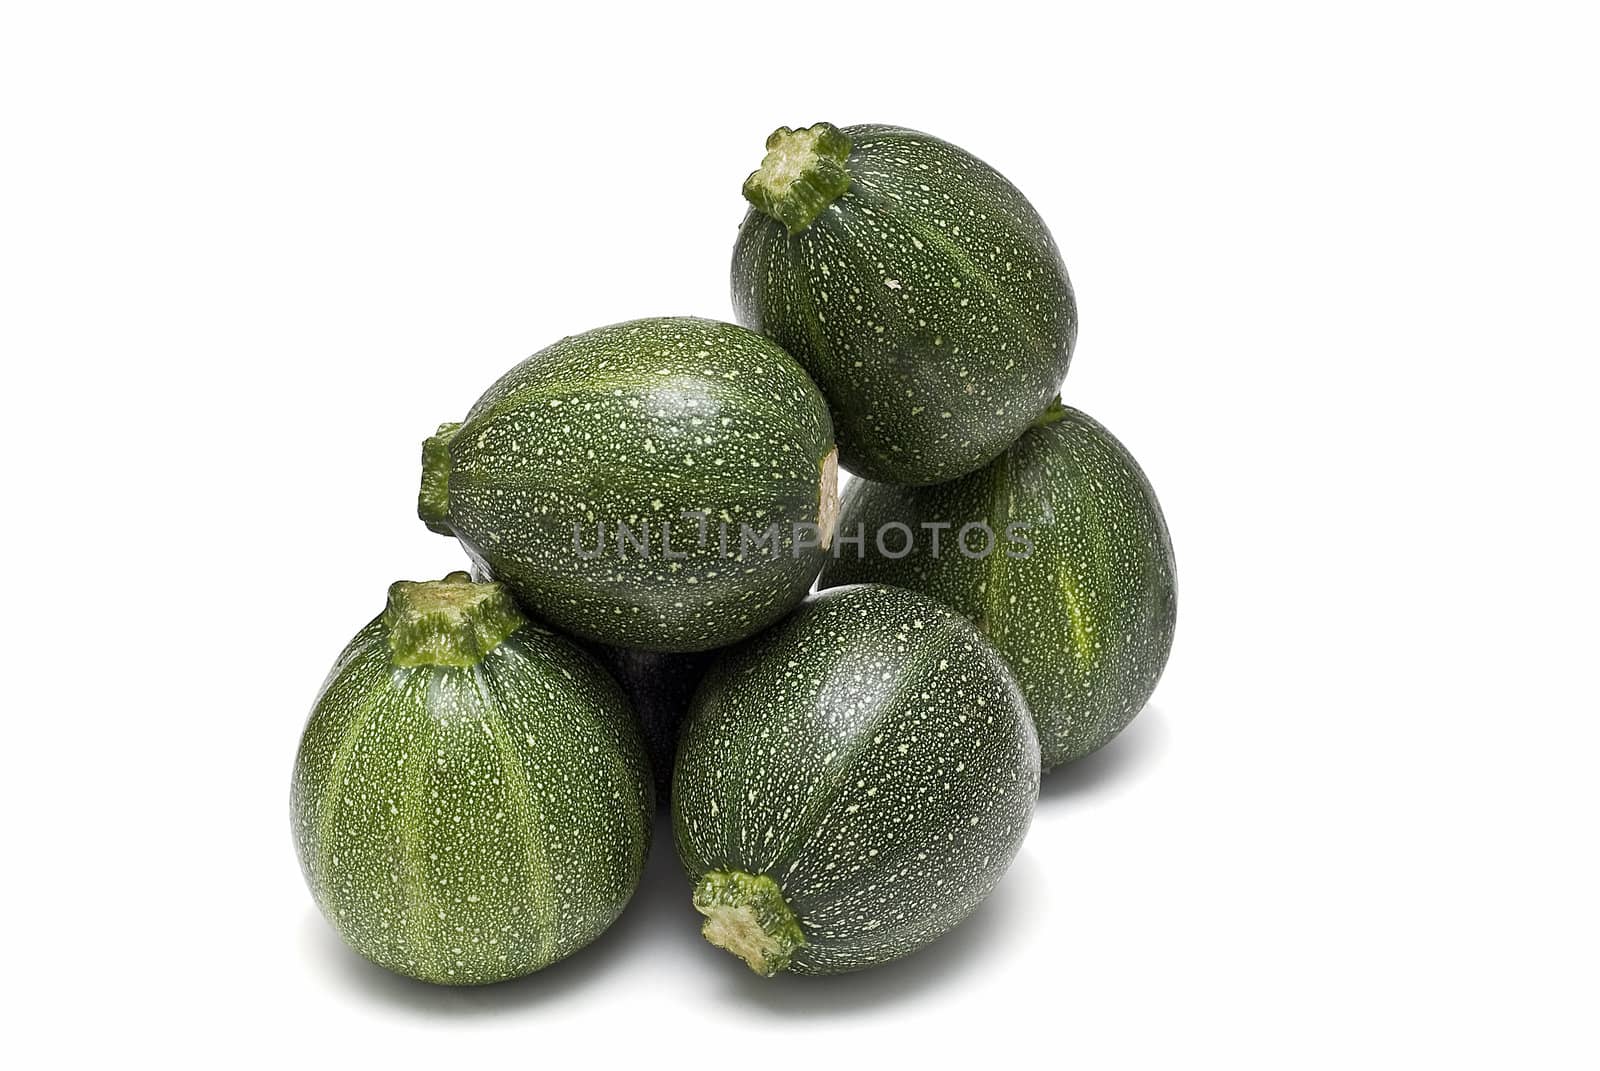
[821,402,1176,769]
[672,584,1039,976]
[290,572,653,985]
[591,645,712,805]
[420,316,839,652]
[731,122,1077,485]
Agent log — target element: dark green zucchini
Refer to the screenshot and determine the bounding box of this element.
[732,122,1077,485]
[420,316,839,652]
[673,584,1039,976]
[591,645,712,805]
[821,402,1176,769]
[290,572,653,985]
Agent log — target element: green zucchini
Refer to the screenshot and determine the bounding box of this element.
[731,122,1077,485]
[420,316,839,652]
[592,645,711,805]
[291,572,652,985]
[672,584,1039,976]
[821,402,1176,769]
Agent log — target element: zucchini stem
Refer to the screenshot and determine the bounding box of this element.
[418,422,461,535]
[1032,395,1068,429]
[383,572,526,668]
[743,123,852,235]
[818,447,840,550]
[692,870,806,976]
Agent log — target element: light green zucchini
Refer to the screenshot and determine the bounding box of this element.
[290,572,652,984]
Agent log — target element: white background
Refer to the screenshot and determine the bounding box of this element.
[4,1,1596,1067]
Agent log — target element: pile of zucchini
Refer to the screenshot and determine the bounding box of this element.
[292,122,1176,985]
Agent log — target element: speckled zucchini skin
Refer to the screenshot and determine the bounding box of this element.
[821,405,1176,769]
[427,316,837,652]
[732,124,1076,485]
[673,584,1039,974]
[291,599,652,985]
[592,644,712,806]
